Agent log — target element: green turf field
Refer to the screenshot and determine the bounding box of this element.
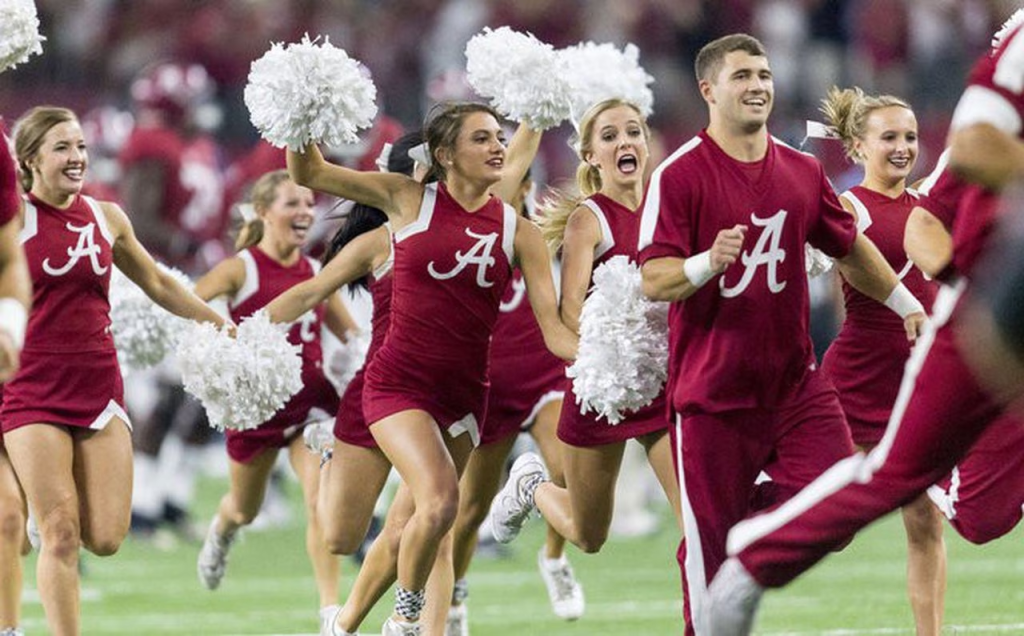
[15,476,1023,635]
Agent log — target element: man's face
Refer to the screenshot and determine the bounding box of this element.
[701,50,774,134]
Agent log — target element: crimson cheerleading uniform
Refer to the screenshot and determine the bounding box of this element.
[1,194,129,433]
[334,253,393,449]
[482,267,565,446]
[224,247,339,463]
[558,194,669,447]
[821,186,938,446]
[727,23,1024,592]
[639,131,857,634]
[362,182,516,446]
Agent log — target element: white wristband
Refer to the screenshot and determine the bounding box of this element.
[683,250,715,288]
[883,283,924,319]
[0,298,27,349]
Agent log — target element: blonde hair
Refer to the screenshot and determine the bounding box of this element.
[820,86,912,163]
[538,99,649,252]
[13,106,79,192]
[234,169,292,250]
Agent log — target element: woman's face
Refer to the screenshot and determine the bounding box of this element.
[29,119,88,200]
[855,106,918,186]
[585,104,649,190]
[447,111,507,186]
[261,179,315,248]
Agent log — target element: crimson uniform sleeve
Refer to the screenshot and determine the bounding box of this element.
[807,166,857,259]
[638,159,694,263]
[0,132,19,226]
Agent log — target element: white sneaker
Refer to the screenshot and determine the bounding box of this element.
[489,452,548,544]
[537,549,585,620]
[445,603,468,636]
[320,604,340,636]
[0,627,25,636]
[196,517,235,590]
[706,558,763,636]
[381,617,420,636]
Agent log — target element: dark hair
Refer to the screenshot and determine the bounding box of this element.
[387,130,424,176]
[694,33,767,83]
[422,101,501,183]
[322,203,388,293]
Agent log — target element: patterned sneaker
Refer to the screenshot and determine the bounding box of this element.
[381,617,420,636]
[537,549,585,620]
[445,603,468,636]
[0,627,25,636]
[706,557,763,636]
[489,452,548,544]
[196,517,236,590]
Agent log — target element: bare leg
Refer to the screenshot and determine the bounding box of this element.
[638,430,683,529]
[902,493,946,636]
[529,400,569,559]
[451,435,517,582]
[370,410,473,622]
[533,441,625,553]
[288,437,341,608]
[318,439,391,555]
[0,446,25,630]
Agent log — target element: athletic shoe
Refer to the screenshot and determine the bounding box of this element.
[444,603,467,636]
[0,627,25,636]
[196,517,235,590]
[537,549,585,620]
[320,604,357,636]
[489,452,547,544]
[706,557,763,636]
[381,617,420,635]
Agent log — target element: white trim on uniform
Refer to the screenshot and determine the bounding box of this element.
[519,390,565,431]
[950,85,1023,135]
[89,399,132,431]
[373,224,395,280]
[994,26,1024,95]
[638,136,703,252]
[916,149,950,196]
[447,412,480,447]
[582,199,615,260]
[501,203,517,265]
[725,281,965,557]
[19,198,38,243]
[394,182,438,243]
[676,413,711,635]
[82,196,114,245]
[839,190,872,234]
[305,255,322,275]
[233,249,260,308]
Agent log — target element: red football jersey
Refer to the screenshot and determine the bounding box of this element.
[639,131,857,414]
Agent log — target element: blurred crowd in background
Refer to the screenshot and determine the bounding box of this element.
[2,1,1018,181]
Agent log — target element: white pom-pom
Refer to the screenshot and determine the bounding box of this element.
[805,243,834,278]
[177,310,304,431]
[465,27,571,130]
[324,326,372,393]
[992,9,1024,51]
[245,34,378,151]
[567,256,668,424]
[0,0,44,74]
[109,266,193,371]
[560,41,654,126]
